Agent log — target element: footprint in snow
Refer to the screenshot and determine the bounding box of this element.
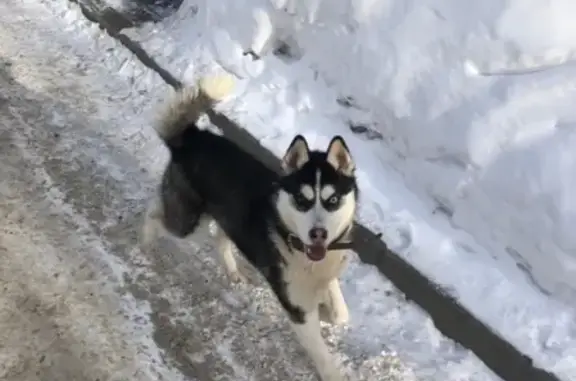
[210,29,266,79]
[379,220,413,254]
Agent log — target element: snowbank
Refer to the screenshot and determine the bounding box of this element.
[236,0,576,303]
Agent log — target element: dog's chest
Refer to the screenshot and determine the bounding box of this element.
[282,250,347,308]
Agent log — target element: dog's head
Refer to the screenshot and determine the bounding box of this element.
[275,135,358,261]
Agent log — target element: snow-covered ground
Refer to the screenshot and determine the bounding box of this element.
[0,0,503,380]
[87,0,575,379]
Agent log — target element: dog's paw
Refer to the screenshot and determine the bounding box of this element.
[140,218,160,248]
[226,270,247,285]
[318,367,348,381]
[332,307,350,326]
[318,301,349,326]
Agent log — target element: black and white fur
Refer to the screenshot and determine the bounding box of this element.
[142,74,359,381]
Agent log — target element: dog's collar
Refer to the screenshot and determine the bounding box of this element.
[285,233,353,253]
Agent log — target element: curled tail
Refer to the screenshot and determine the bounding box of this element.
[155,73,236,147]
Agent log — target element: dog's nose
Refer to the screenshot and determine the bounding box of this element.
[308,227,328,243]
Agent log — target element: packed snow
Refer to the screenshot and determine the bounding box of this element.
[105,0,575,379]
[0,0,503,380]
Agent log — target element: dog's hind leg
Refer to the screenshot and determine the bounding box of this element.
[319,279,349,325]
[141,195,166,247]
[141,163,206,246]
[214,224,246,284]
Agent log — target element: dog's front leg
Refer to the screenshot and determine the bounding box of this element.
[319,278,349,325]
[290,308,346,381]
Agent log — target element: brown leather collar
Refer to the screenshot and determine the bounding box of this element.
[284,232,354,253]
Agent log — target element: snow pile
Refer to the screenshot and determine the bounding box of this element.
[211,0,576,305]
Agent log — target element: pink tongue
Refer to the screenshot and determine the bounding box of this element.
[307,245,327,261]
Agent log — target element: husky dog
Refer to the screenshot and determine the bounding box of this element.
[142,74,358,381]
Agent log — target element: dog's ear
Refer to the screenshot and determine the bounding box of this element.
[326,136,354,175]
[282,135,310,174]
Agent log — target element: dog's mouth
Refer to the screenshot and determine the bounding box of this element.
[306,244,327,261]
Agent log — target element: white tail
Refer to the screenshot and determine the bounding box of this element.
[155,73,236,142]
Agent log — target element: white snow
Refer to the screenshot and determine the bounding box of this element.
[2,0,502,380]
[110,0,576,379]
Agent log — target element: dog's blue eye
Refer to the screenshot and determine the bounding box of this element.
[327,196,339,205]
